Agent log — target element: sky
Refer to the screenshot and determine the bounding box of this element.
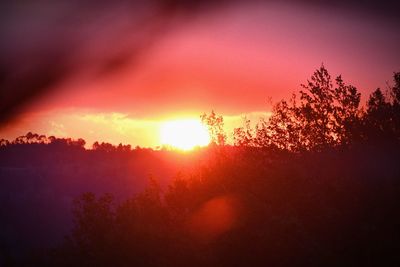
[0,0,399,147]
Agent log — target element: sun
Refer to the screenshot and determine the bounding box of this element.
[160,119,211,150]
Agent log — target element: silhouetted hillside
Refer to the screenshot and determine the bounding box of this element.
[14,144,397,267]
[0,138,214,265]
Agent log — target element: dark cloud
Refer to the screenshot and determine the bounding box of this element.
[0,0,227,123]
[281,0,400,18]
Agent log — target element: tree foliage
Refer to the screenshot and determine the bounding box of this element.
[234,65,400,151]
[201,110,227,145]
[364,73,400,142]
[48,144,400,267]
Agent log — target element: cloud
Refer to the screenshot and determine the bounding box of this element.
[1,0,399,125]
[0,0,228,123]
[48,121,66,137]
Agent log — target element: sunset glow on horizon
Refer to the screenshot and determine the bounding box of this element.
[0,1,399,148]
[160,119,211,150]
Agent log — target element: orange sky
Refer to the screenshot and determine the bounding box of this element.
[1,2,399,147]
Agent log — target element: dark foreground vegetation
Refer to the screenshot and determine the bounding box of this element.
[1,66,399,266]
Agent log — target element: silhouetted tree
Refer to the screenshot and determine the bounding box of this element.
[201,110,227,145]
[363,72,400,143]
[292,65,361,149]
[0,138,10,146]
[117,143,132,152]
[233,65,362,151]
[233,117,254,146]
[264,95,303,150]
[63,192,116,266]
[92,141,116,152]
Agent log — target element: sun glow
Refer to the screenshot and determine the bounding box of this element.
[160,119,210,150]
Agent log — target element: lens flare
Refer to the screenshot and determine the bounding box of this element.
[187,195,240,243]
